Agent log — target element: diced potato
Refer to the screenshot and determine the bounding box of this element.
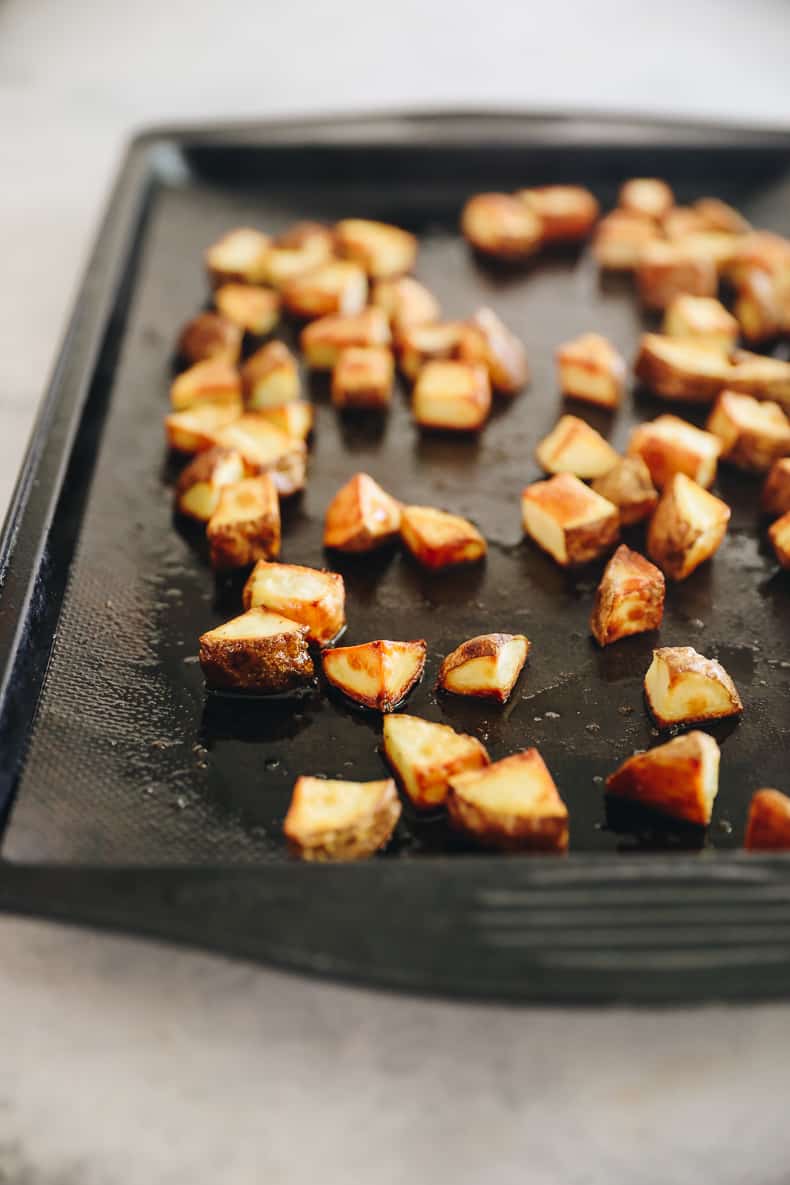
[676,230,743,272]
[634,333,731,403]
[371,276,440,338]
[400,505,486,569]
[727,231,790,286]
[206,474,281,570]
[170,358,242,411]
[398,321,467,381]
[516,185,599,243]
[437,633,529,703]
[706,389,790,472]
[745,788,790,851]
[762,458,790,517]
[198,607,313,693]
[322,639,426,711]
[447,750,568,852]
[591,457,658,526]
[323,472,402,552]
[618,177,674,221]
[768,509,790,569]
[258,401,314,441]
[663,206,708,240]
[644,646,742,729]
[211,414,307,496]
[205,227,271,287]
[606,731,720,826]
[593,210,661,269]
[521,473,620,567]
[214,283,280,335]
[301,308,390,370]
[242,560,346,645]
[241,341,300,409]
[335,218,417,279]
[728,350,790,407]
[662,294,738,354]
[283,776,401,861]
[555,333,625,409]
[282,260,368,319]
[647,472,730,581]
[412,360,491,432]
[628,414,721,489]
[693,197,750,235]
[165,401,242,454]
[382,713,489,809]
[331,346,394,410]
[590,545,665,647]
[734,269,783,343]
[457,308,529,394]
[175,447,245,522]
[263,222,335,289]
[460,193,542,260]
[177,312,242,366]
[637,241,717,310]
[535,414,619,479]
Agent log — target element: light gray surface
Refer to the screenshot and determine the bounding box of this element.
[2,1,790,1181]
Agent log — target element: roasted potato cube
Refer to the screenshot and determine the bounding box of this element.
[460,193,542,260]
[335,218,417,279]
[263,222,335,289]
[663,206,708,240]
[282,260,367,319]
[175,447,245,521]
[677,230,743,272]
[447,750,568,852]
[521,473,619,567]
[706,389,790,472]
[768,509,790,569]
[555,333,625,409]
[456,308,529,394]
[323,472,402,553]
[198,607,313,693]
[536,414,619,479]
[662,294,738,353]
[413,360,491,432]
[516,185,599,243]
[214,283,280,335]
[258,401,313,441]
[177,312,242,366]
[728,350,790,406]
[647,472,730,581]
[283,776,400,861]
[241,342,300,409]
[693,197,750,235]
[745,788,790,851]
[727,231,790,286]
[242,561,345,645]
[593,210,661,269]
[591,457,658,526]
[301,308,390,370]
[205,227,271,287]
[762,457,790,517]
[206,474,281,570]
[634,333,731,403]
[397,321,467,381]
[382,713,489,809]
[371,276,440,338]
[618,177,674,221]
[211,414,306,496]
[331,346,394,410]
[637,241,717,310]
[170,358,243,412]
[165,401,242,455]
[606,730,720,826]
[734,269,783,343]
[644,646,742,729]
[590,545,665,647]
[437,633,529,703]
[628,414,721,489]
[322,639,426,711]
[400,505,486,569]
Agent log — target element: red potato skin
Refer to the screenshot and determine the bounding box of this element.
[745,789,790,851]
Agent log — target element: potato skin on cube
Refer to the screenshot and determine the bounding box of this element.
[634,334,731,403]
[618,177,674,222]
[734,268,784,344]
[516,185,599,243]
[536,414,619,480]
[323,473,401,553]
[371,276,440,338]
[335,218,417,279]
[199,608,313,693]
[460,193,542,260]
[283,260,368,319]
[398,321,467,381]
[593,210,661,269]
[382,713,489,809]
[745,789,790,851]
[447,750,568,853]
[591,457,658,527]
[206,474,281,570]
[555,333,625,409]
[606,730,720,826]
[637,242,717,310]
[457,308,529,395]
[241,341,300,409]
[175,447,246,522]
[322,639,426,711]
[413,360,491,432]
[437,633,529,703]
[706,390,790,473]
[628,414,721,490]
[647,473,730,581]
[263,222,335,289]
[400,505,486,569]
[205,227,270,287]
[283,776,401,861]
[177,312,242,366]
[214,283,280,335]
[643,646,742,729]
[590,545,665,647]
[242,560,346,646]
[521,474,620,568]
[762,458,790,518]
[768,510,790,569]
[331,346,394,410]
[210,414,307,496]
[301,308,390,370]
[170,359,242,412]
[165,401,242,455]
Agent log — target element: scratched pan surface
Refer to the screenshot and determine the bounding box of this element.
[3,114,790,1001]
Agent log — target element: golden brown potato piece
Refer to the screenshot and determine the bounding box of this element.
[727,350,790,406]
[706,389,790,472]
[606,730,720,826]
[205,227,271,287]
[647,473,730,581]
[322,639,426,711]
[676,231,743,272]
[282,260,368,319]
[301,308,390,370]
[263,222,335,289]
[618,177,674,221]
[335,218,417,279]
[634,333,731,403]
[331,346,394,410]
[762,458,790,517]
[177,312,242,366]
[447,749,568,852]
[258,401,313,441]
[241,342,300,409]
[593,210,661,269]
[734,269,783,344]
[175,447,245,522]
[324,473,402,553]
[590,545,665,647]
[628,414,721,489]
[211,414,307,496]
[213,284,280,335]
[662,294,738,354]
[371,276,440,339]
[242,560,345,645]
[400,505,486,569]
[693,197,750,235]
[206,474,281,570]
[283,776,400,861]
[460,193,542,260]
[199,608,313,693]
[745,788,790,851]
[768,509,790,569]
[437,633,529,703]
[457,308,529,395]
[170,359,242,412]
[727,231,790,286]
[555,333,625,409]
[522,473,619,567]
[637,241,717,310]
[382,713,489,809]
[397,321,467,381]
[663,206,707,240]
[516,185,599,243]
[165,401,242,454]
[591,457,658,526]
[413,360,491,432]
[644,646,742,729]
[536,414,619,479]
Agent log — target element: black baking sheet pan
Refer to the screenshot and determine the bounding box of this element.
[2,111,790,1002]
